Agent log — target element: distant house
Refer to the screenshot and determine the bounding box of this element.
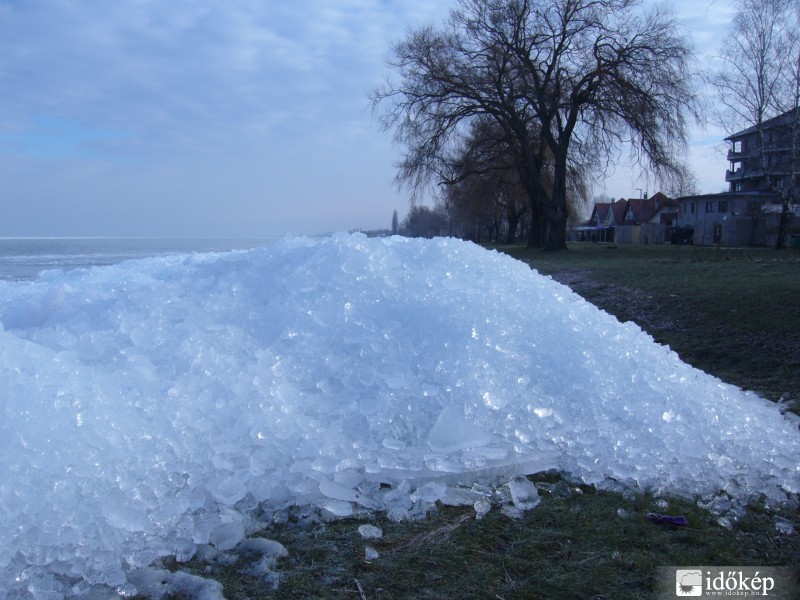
[725,107,800,194]
[574,193,679,244]
[575,111,800,246]
[674,108,800,247]
[576,110,800,247]
[586,198,622,226]
[574,198,626,242]
[675,192,775,246]
[622,192,677,225]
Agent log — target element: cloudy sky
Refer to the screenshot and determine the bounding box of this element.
[0,0,732,238]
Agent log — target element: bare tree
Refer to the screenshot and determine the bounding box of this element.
[371,0,698,250]
[445,116,595,243]
[402,204,448,238]
[662,168,701,198]
[712,0,790,131]
[440,117,527,243]
[712,0,800,248]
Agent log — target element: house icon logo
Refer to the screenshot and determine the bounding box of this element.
[675,569,703,596]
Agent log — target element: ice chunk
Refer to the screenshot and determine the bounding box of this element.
[323,499,354,517]
[207,476,248,505]
[357,524,383,539]
[382,437,406,450]
[505,476,541,511]
[427,407,492,453]
[411,481,447,503]
[441,486,484,506]
[209,522,245,552]
[103,504,152,533]
[501,505,524,519]
[237,538,288,560]
[318,478,359,502]
[237,537,288,587]
[127,568,225,600]
[474,498,492,520]
[774,516,795,535]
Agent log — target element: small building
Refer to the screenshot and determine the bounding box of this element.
[675,192,774,246]
[574,193,679,244]
[616,192,679,244]
[587,198,628,228]
[571,198,627,242]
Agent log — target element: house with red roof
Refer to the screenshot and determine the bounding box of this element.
[575,192,679,244]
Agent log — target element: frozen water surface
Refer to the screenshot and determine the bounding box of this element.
[1,233,798,597]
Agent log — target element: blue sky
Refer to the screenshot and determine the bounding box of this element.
[0,0,733,237]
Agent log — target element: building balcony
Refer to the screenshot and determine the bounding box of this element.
[728,144,794,162]
[726,166,775,181]
[727,149,747,161]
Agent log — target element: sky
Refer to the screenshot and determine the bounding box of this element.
[0,0,734,238]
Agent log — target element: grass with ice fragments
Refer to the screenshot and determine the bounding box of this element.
[142,474,798,600]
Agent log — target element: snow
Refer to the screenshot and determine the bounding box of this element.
[0,232,798,598]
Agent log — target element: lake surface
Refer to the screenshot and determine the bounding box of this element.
[0,237,277,281]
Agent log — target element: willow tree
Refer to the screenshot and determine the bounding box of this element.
[442,116,591,244]
[372,0,699,250]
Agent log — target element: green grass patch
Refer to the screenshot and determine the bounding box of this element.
[498,243,800,404]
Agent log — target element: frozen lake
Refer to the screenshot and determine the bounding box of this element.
[0,237,276,281]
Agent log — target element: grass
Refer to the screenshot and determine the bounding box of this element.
[152,477,799,599]
[499,243,800,405]
[143,242,800,599]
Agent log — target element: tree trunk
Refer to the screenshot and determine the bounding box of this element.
[522,176,549,248]
[544,204,568,251]
[776,195,791,249]
[506,209,520,244]
[544,153,570,251]
[527,202,544,248]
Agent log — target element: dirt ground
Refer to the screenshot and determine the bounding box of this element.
[548,269,681,332]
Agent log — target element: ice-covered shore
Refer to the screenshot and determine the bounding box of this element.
[1,233,798,598]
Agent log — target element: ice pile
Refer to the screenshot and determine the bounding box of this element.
[1,233,798,597]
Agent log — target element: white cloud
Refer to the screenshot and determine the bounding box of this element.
[0,0,734,236]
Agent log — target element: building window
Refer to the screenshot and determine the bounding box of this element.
[690,202,695,214]
[705,201,714,213]
[718,200,729,213]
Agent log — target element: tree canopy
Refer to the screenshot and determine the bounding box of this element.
[372,0,699,250]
